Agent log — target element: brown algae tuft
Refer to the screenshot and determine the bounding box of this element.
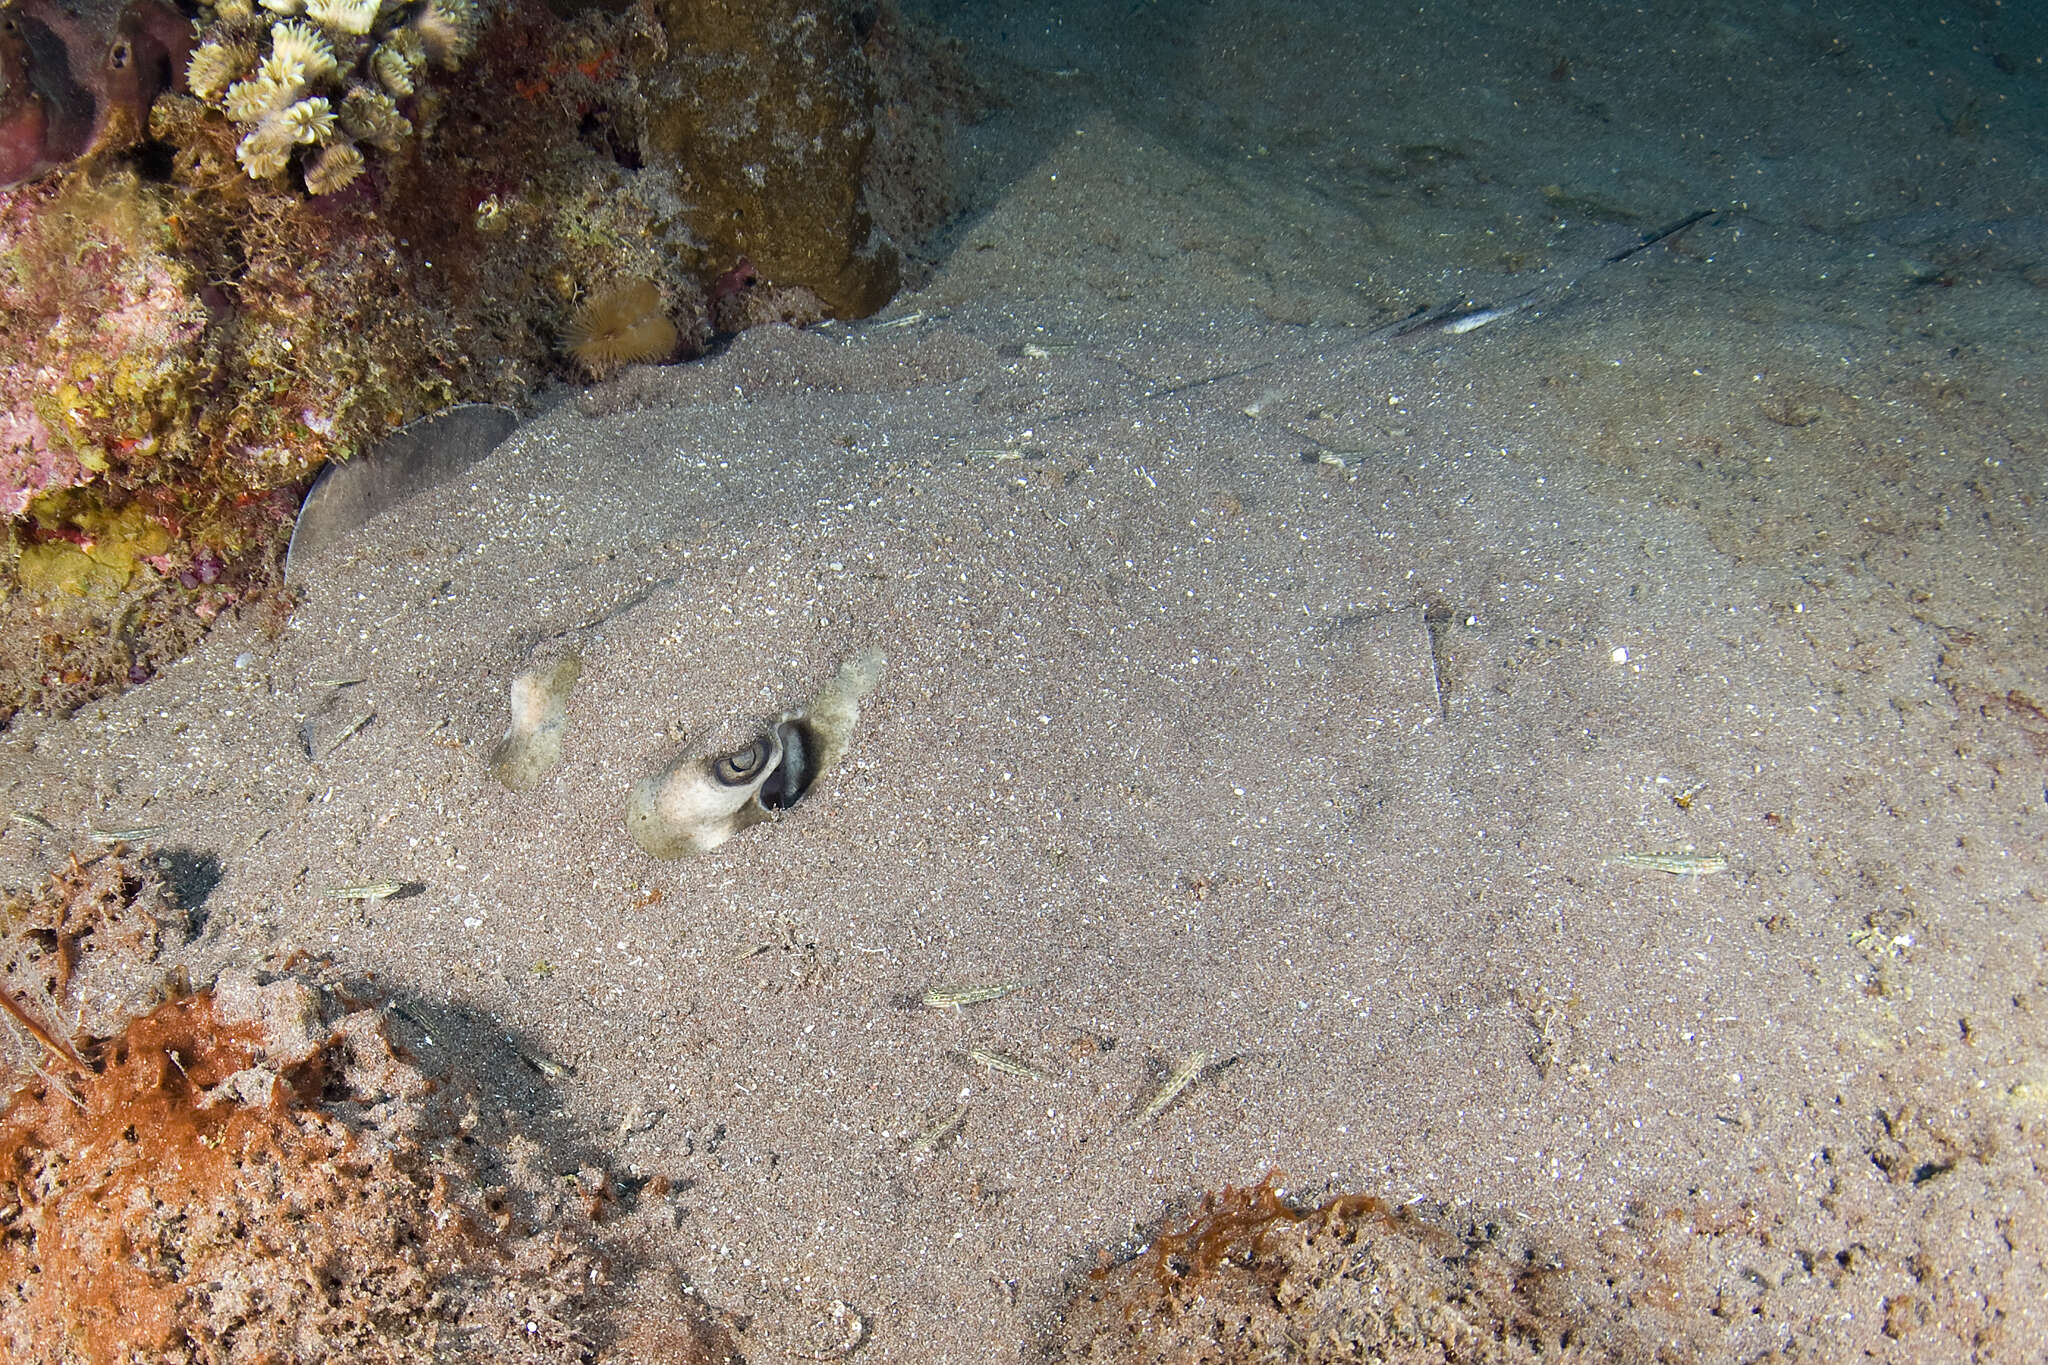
[1063,1175,1653,1361]
[0,972,626,1361]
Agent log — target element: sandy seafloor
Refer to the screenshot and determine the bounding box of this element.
[6,0,2048,1359]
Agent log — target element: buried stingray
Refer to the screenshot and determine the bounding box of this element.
[290,403,884,858]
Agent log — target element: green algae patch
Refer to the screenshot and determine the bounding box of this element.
[17,497,173,603]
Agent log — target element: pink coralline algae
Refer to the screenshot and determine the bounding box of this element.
[0,405,67,520]
[0,175,211,517]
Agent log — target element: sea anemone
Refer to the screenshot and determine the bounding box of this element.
[255,51,303,93]
[371,43,419,98]
[269,20,340,82]
[303,140,364,195]
[223,74,295,123]
[379,26,427,69]
[340,87,411,149]
[234,124,294,179]
[413,0,479,68]
[274,96,337,145]
[304,0,378,37]
[565,280,679,375]
[187,40,257,101]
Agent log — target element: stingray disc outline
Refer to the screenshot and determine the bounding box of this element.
[284,403,521,586]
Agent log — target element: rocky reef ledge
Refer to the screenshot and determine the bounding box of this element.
[0,0,970,722]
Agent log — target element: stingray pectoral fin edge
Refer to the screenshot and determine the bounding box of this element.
[284,404,520,586]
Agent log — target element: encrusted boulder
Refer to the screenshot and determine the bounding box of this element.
[0,0,190,188]
[639,0,901,316]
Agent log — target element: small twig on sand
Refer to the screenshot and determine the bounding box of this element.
[0,982,90,1074]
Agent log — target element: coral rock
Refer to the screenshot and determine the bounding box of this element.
[193,0,470,194]
[0,0,191,188]
[0,0,965,724]
[641,0,901,318]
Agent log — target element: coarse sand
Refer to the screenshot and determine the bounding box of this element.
[3,1,2046,1360]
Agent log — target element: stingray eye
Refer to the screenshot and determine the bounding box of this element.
[712,737,772,786]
